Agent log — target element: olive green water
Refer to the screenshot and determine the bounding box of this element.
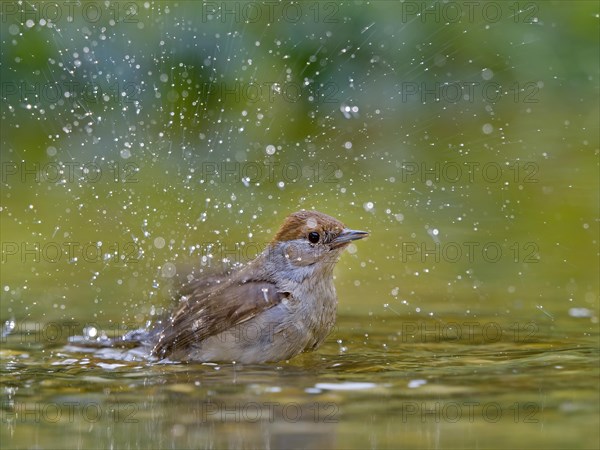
[1,1,599,449]
[1,314,598,449]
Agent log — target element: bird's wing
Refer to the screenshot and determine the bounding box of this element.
[152,279,288,359]
[176,271,233,297]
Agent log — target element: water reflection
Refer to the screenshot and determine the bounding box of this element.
[1,314,597,448]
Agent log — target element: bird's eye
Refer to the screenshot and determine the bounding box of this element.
[308,231,320,244]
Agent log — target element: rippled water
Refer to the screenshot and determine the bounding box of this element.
[2,314,597,449]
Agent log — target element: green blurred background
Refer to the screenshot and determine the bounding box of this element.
[1,1,598,332]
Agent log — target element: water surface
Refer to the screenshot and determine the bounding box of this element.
[2,313,597,449]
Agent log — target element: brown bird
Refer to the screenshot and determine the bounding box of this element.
[133,210,368,363]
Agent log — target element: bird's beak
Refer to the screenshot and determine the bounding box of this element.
[331,229,369,249]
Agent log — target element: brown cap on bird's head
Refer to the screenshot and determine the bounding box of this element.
[271,210,346,244]
[270,210,368,250]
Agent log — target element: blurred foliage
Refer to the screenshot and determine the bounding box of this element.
[0,1,598,328]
